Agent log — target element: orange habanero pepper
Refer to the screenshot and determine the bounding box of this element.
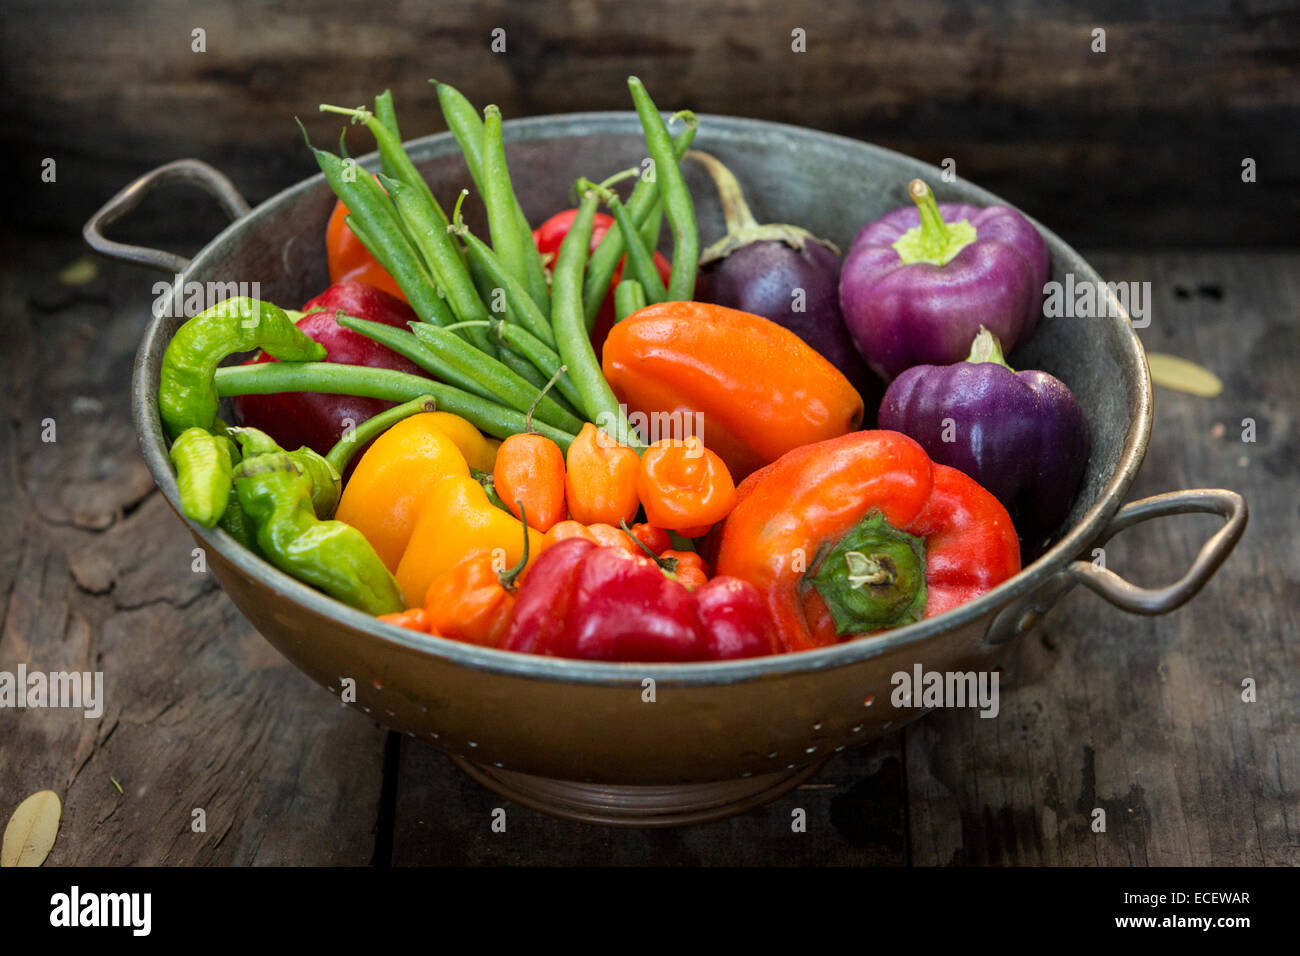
[494,433,567,532]
[637,435,737,537]
[563,422,640,526]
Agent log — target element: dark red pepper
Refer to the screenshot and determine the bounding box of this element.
[231,281,430,470]
[501,537,775,662]
[532,209,672,355]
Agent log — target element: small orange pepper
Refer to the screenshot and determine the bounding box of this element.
[377,607,437,634]
[564,422,640,526]
[637,435,737,536]
[494,433,567,532]
[628,522,672,555]
[542,520,638,554]
[662,550,709,590]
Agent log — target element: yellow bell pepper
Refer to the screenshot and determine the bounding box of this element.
[426,412,500,472]
[395,475,543,609]
[335,414,469,570]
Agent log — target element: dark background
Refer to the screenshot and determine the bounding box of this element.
[2,0,1297,248]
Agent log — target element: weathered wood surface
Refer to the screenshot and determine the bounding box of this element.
[3,0,1298,246]
[0,241,1293,865]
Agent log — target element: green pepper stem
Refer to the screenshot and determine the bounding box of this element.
[324,394,437,475]
[907,179,949,246]
[966,326,1015,370]
[498,501,530,591]
[620,519,678,576]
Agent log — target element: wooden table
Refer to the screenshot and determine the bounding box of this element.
[2,240,1294,865]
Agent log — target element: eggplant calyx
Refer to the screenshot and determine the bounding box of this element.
[966,326,1016,371]
[699,222,838,266]
[689,149,840,266]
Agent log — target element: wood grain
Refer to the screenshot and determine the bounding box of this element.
[2,0,1297,246]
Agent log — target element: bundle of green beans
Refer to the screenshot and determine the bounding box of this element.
[217,77,701,452]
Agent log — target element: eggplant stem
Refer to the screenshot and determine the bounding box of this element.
[686,149,758,233]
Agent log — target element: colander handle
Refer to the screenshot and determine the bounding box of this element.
[83,159,250,273]
[1066,488,1248,614]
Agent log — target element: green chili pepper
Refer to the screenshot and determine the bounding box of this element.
[614,279,647,322]
[169,427,234,528]
[551,188,643,448]
[214,362,579,452]
[233,451,405,615]
[226,425,342,519]
[628,78,699,302]
[582,116,697,327]
[482,105,550,317]
[159,297,325,439]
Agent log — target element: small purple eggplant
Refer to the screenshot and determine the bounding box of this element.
[840,179,1049,382]
[689,150,882,408]
[878,328,1088,536]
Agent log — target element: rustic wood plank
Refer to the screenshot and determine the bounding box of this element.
[2,0,1296,246]
[904,250,1300,866]
[390,737,907,865]
[0,239,390,865]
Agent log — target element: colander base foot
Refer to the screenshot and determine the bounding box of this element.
[448,756,828,827]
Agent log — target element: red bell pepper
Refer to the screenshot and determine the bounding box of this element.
[502,537,776,661]
[532,209,672,354]
[714,430,1021,652]
[231,281,430,467]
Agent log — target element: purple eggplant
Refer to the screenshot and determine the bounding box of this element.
[689,150,883,408]
[840,179,1049,382]
[878,328,1088,537]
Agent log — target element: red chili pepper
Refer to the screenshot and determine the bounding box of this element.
[533,209,671,354]
[502,538,775,661]
[231,282,430,468]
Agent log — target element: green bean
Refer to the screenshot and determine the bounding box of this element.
[551,188,643,448]
[320,103,447,229]
[381,175,497,355]
[614,279,647,321]
[582,118,697,327]
[639,198,664,255]
[330,313,496,401]
[408,323,586,434]
[464,319,586,414]
[373,90,402,178]
[482,106,551,317]
[627,79,698,301]
[495,345,580,418]
[453,217,557,348]
[583,178,668,303]
[434,82,536,257]
[214,363,578,452]
[309,141,453,326]
[343,214,455,326]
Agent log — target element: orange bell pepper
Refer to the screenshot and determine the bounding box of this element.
[326,197,408,302]
[602,302,865,480]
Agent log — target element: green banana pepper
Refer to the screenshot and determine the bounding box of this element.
[233,451,404,614]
